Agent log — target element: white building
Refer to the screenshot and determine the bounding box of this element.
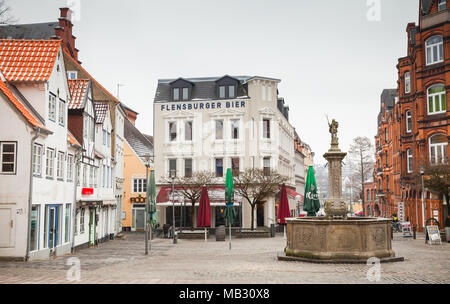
[0,40,80,260]
[67,79,118,250]
[153,75,300,230]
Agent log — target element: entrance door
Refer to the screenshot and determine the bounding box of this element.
[0,207,15,248]
[135,209,145,231]
[257,204,265,227]
[48,206,58,250]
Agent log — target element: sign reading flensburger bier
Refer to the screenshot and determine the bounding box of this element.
[426,225,441,245]
[160,101,246,112]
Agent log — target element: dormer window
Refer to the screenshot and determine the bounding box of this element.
[216,76,239,100]
[170,78,193,101]
[67,71,78,80]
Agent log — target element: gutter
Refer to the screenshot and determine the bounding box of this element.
[71,147,82,253]
[25,127,41,261]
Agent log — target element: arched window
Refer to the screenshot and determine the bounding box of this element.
[407,149,413,173]
[405,72,411,93]
[426,35,444,65]
[429,133,448,164]
[425,35,444,65]
[427,84,446,115]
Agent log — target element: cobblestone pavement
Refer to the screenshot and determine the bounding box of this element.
[0,232,449,284]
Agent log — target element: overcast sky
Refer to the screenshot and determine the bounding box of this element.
[7,0,420,164]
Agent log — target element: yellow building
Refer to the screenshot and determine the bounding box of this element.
[122,117,154,231]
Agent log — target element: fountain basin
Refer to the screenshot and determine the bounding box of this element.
[281,217,403,263]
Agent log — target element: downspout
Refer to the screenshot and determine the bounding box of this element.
[71,148,82,253]
[25,128,41,261]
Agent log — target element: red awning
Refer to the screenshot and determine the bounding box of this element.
[156,187,170,204]
[286,188,304,202]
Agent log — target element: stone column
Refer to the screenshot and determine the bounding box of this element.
[323,133,347,219]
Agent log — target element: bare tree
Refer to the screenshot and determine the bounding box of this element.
[162,171,215,230]
[234,169,289,231]
[0,1,17,24]
[413,163,450,216]
[348,137,375,215]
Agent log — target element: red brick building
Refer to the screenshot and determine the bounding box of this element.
[367,0,449,231]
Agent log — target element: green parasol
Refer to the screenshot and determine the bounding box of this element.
[303,166,320,217]
[223,169,235,250]
[147,170,157,227]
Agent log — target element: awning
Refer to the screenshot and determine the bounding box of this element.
[286,188,304,202]
[156,186,243,206]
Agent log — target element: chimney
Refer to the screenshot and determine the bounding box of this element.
[54,7,81,63]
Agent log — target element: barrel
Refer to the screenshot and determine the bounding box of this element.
[216,225,226,242]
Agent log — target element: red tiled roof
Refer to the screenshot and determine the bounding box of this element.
[0,79,48,131]
[68,79,89,109]
[67,131,81,147]
[0,40,61,82]
[94,101,108,124]
[63,49,119,104]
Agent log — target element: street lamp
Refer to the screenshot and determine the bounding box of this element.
[143,154,152,255]
[420,167,425,229]
[170,168,176,243]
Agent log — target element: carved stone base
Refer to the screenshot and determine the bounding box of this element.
[284,217,402,263]
[324,200,347,219]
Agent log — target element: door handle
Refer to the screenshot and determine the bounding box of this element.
[10,220,13,228]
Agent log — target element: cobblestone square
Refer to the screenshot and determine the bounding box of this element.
[0,232,449,284]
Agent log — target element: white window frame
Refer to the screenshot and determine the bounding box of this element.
[405,72,411,94]
[46,148,55,178]
[184,158,193,177]
[406,110,412,133]
[48,94,56,121]
[80,208,85,234]
[57,151,65,180]
[215,120,224,140]
[426,35,444,66]
[67,154,74,181]
[32,144,42,176]
[67,71,78,80]
[406,149,413,173]
[173,88,180,101]
[58,99,65,126]
[230,119,240,140]
[169,121,177,142]
[263,118,271,139]
[185,121,193,142]
[427,84,446,115]
[132,178,147,193]
[429,134,448,165]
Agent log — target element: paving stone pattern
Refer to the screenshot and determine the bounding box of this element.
[0,232,448,284]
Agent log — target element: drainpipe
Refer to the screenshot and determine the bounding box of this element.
[25,128,41,261]
[71,148,82,254]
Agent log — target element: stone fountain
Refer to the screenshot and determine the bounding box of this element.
[278,119,403,263]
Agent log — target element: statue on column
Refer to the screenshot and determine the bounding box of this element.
[328,119,339,141]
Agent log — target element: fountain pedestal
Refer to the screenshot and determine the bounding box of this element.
[323,135,347,219]
[279,119,403,263]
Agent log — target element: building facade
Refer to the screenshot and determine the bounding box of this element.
[153,75,302,230]
[122,113,154,231]
[0,40,80,260]
[369,0,449,230]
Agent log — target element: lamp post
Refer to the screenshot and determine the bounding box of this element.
[420,167,425,229]
[144,154,152,255]
[170,169,176,242]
